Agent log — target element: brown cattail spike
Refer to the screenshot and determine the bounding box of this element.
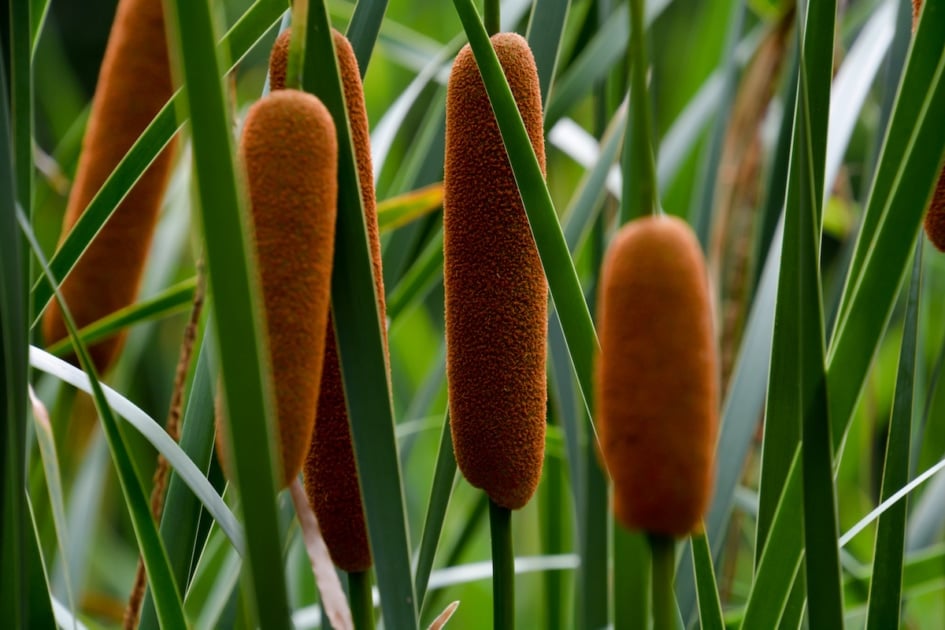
[596,215,719,537]
[217,89,338,487]
[43,0,176,373]
[443,33,547,510]
[271,29,381,572]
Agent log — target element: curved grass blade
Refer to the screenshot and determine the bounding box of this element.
[28,345,244,551]
[30,0,287,322]
[452,0,600,423]
[690,532,724,630]
[415,411,457,612]
[10,0,33,220]
[165,0,292,625]
[865,244,921,629]
[302,3,418,627]
[44,277,197,357]
[386,230,444,321]
[17,211,187,628]
[377,184,443,233]
[0,47,29,629]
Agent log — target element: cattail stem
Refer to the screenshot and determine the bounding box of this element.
[484,0,500,36]
[348,571,375,630]
[614,527,649,630]
[286,0,309,91]
[621,0,659,223]
[489,499,515,630]
[649,534,676,630]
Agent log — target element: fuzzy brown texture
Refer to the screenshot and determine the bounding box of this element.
[269,29,291,92]
[925,169,945,252]
[914,0,922,30]
[216,89,338,487]
[595,215,719,537]
[282,31,383,573]
[443,33,547,510]
[42,0,177,374]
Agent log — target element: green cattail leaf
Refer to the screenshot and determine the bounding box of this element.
[45,277,196,357]
[690,532,724,630]
[30,0,286,323]
[0,45,29,630]
[828,0,945,443]
[346,0,389,76]
[164,0,290,627]
[302,2,418,628]
[19,211,188,630]
[526,0,570,104]
[865,245,921,629]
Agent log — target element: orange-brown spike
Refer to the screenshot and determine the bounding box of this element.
[595,215,719,537]
[270,29,382,572]
[217,89,338,487]
[443,33,547,510]
[42,0,176,373]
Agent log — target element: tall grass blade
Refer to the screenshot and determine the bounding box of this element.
[164,0,290,625]
[828,1,945,446]
[302,3,418,627]
[140,333,218,630]
[0,45,29,630]
[526,0,570,103]
[690,532,724,630]
[865,245,920,629]
[415,411,457,612]
[346,0,389,76]
[18,211,187,628]
[10,0,33,219]
[452,0,600,422]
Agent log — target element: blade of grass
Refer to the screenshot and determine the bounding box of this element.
[302,3,418,627]
[613,527,649,630]
[30,0,50,56]
[865,244,921,629]
[690,532,724,630]
[0,45,28,628]
[139,332,218,630]
[164,0,290,625]
[386,230,443,321]
[44,277,196,357]
[346,0,389,77]
[377,184,443,233]
[27,388,76,621]
[415,411,457,612]
[827,1,945,447]
[526,0,570,103]
[30,0,286,322]
[10,0,33,222]
[18,210,187,627]
[452,0,600,423]
[28,346,243,550]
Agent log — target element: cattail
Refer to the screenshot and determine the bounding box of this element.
[443,33,547,511]
[217,89,338,487]
[595,215,718,537]
[913,0,945,251]
[43,0,176,373]
[270,29,382,572]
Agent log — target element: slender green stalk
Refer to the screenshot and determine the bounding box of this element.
[649,535,675,630]
[613,526,649,630]
[621,0,658,223]
[348,571,376,630]
[484,0,500,36]
[286,0,308,91]
[489,499,514,630]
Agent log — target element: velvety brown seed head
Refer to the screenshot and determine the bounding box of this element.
[595,215,719,537]
[924,168,945,252]
[913,0,922,30]
[217,89,338,487]
[443,33,547,510]
[42,0,176,373]
[292,31,382,572]
[268,29,291,93]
